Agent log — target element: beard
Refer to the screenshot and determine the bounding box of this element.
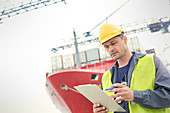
[110,50,119,60]
[110,49,127,60]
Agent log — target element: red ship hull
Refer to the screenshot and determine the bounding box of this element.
[46,59,116,113]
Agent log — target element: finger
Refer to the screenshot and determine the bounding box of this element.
[115,97,124,103]
[100,109,108,113]
[93,106,107,113]
[108,87,127,92]
[93,103,101,109]
[110,93,125,102]
[110,92,124,98]
[111,83,126,88]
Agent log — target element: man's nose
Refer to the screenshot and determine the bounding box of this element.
[108,47,114,53]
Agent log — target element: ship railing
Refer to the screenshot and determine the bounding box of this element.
[51,58,115,73]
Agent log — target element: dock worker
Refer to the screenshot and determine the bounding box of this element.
[93,23,170,113]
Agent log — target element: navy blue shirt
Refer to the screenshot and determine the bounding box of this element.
[115,56,133,113]
[117,56,133,83]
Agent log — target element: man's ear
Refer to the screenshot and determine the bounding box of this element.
[124,36,127,44]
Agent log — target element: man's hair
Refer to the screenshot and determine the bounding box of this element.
[116,32,124,40]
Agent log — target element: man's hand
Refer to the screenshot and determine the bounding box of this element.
[108,83,134,102]
[93,103,108,113]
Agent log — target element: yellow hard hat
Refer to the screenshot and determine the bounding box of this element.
[99,23,125,45]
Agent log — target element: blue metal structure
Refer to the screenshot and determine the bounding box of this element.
[0,0,66,23]
[147,23,170,34]
[51,17,170,53]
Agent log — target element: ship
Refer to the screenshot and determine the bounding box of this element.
[45,29,119,113]
[46,59,115,113]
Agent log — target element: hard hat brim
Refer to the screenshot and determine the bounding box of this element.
[99,31,125,46]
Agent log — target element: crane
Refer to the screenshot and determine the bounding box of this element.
[0,0,66,24]
[51,17,170,53]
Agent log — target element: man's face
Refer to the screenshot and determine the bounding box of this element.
[102,36,128,60]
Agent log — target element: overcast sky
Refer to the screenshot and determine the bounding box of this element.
[0,0,170,113]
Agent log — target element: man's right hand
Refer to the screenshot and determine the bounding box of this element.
[93,103,108,113]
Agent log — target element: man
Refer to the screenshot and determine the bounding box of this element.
[93,23,170,113]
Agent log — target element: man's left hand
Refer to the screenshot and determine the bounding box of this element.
[108,83,134,102]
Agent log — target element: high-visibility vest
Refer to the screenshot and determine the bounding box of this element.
[102,54,170,113]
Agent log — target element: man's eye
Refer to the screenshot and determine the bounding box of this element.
[104,46,109,49]
[111,42,115,45]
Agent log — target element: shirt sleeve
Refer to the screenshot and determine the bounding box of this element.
[133,56,170,109]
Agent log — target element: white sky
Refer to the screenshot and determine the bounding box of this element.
[0,0,170,113]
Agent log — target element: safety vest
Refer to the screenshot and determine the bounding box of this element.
[102,54,170,113]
